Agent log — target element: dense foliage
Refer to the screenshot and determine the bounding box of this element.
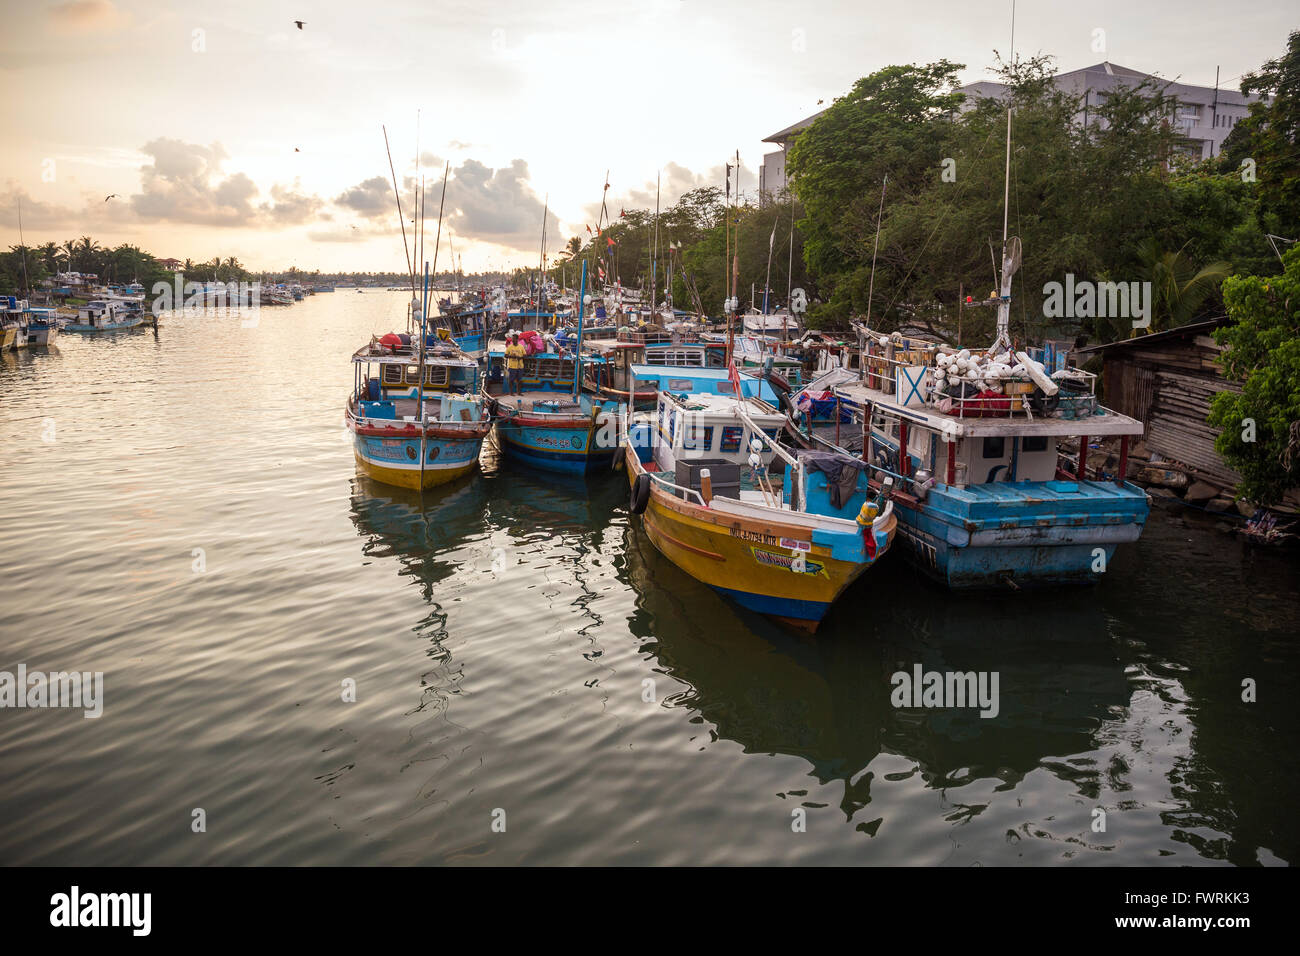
[1209,247,1300,504]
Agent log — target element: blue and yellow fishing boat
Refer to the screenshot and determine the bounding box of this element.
[346,326,491,491]
[482,343,620,475]
[625,383,896,630]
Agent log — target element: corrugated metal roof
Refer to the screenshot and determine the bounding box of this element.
[1074,318,1227,356]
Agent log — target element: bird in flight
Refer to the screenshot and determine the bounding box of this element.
[294,20,305,29]
[104,194,119,202]
[294,147,300,152]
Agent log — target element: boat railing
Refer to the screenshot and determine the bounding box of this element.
[853,321,1101,421]
[735,403,806,511]
[645,470,708,507]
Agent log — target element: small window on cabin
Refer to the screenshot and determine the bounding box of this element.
[1022,436,1049,453]
[719,426,743,454]
[667,379,693,392]
[406,366,420,383]
[382,364,403,385]
[683,424,713,452]
[718,381,736,394]
[982,437,1005,459]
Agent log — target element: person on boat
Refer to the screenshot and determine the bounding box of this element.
[505,333,526,395]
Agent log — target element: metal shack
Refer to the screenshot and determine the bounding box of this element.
[1074,318,1242,488]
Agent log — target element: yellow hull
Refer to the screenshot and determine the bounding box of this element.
[628,449,893,628]
[354,452,478,490]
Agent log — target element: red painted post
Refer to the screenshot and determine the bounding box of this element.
[898,420,910,478]
[1077,435,1089,480]
[1117,435,1129,486]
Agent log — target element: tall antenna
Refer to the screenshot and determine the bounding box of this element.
[382,125,415,295]
[17,195,30,296]
[866,175,887,323]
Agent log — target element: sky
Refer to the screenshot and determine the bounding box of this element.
[1,0,1294,273]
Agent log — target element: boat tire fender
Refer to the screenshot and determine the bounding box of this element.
[630,473,652,515]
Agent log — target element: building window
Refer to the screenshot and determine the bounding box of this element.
[1023,436,1049,452]
[982,437,1005,459]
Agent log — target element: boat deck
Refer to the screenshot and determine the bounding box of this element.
[490,389,585,412]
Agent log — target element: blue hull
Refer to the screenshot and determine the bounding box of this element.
[496,422,616,475]
[712,585,830,623]
[893,479,1149,589]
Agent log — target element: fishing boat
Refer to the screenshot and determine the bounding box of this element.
[483,339,619,475]
[0,298,22,349]
[624,374,897,629]
[346,322,491,491]
[822,319,1149,589]
[63,299,145,332]
[25,306,60,346]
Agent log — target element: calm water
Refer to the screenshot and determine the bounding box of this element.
[1,293,1296,866]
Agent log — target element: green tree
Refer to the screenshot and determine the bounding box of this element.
[1208,246,1300,504]
[1219,29,1300,237]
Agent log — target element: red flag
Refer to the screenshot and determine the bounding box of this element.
[728,359,743,397]
[585,224,592,234]
[606,236,615,249]
[620,208,626,217]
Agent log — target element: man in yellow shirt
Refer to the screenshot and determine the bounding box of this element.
[505,333,526,395]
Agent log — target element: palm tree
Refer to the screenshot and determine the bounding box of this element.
[73,236,101,275]
[1134,239,1231,335]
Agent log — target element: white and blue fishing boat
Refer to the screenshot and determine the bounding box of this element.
[821,266,1149,590]
[63,298,145,332]
[809,101,1150,590]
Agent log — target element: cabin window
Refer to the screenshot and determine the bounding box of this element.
[717,382,736,394]
[683,424,714,453]
[405,366,421,384]
[719,426,744,454]
[982,437,1006,459]
[424,365,449,387]
[382,364,404,385]
[1022,436,1049,452]
[667,378,693,392]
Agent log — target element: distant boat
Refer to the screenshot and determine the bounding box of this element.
[62,299,144,332]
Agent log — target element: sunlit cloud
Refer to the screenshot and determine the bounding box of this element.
[48,0,127,33]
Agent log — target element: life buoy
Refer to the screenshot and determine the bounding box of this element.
[629,473,652,515]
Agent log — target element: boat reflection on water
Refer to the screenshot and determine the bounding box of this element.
[619,518,1129,810]
[348,473,493,602]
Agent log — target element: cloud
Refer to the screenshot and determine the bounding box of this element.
[48,0,126,33]
[0,186,87,232]
[334,176,392,220]
[332,157,558,253]
[445,158,556,252]
[128,139,325,227]
[263,181,325,225]
[588,160,754,223]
